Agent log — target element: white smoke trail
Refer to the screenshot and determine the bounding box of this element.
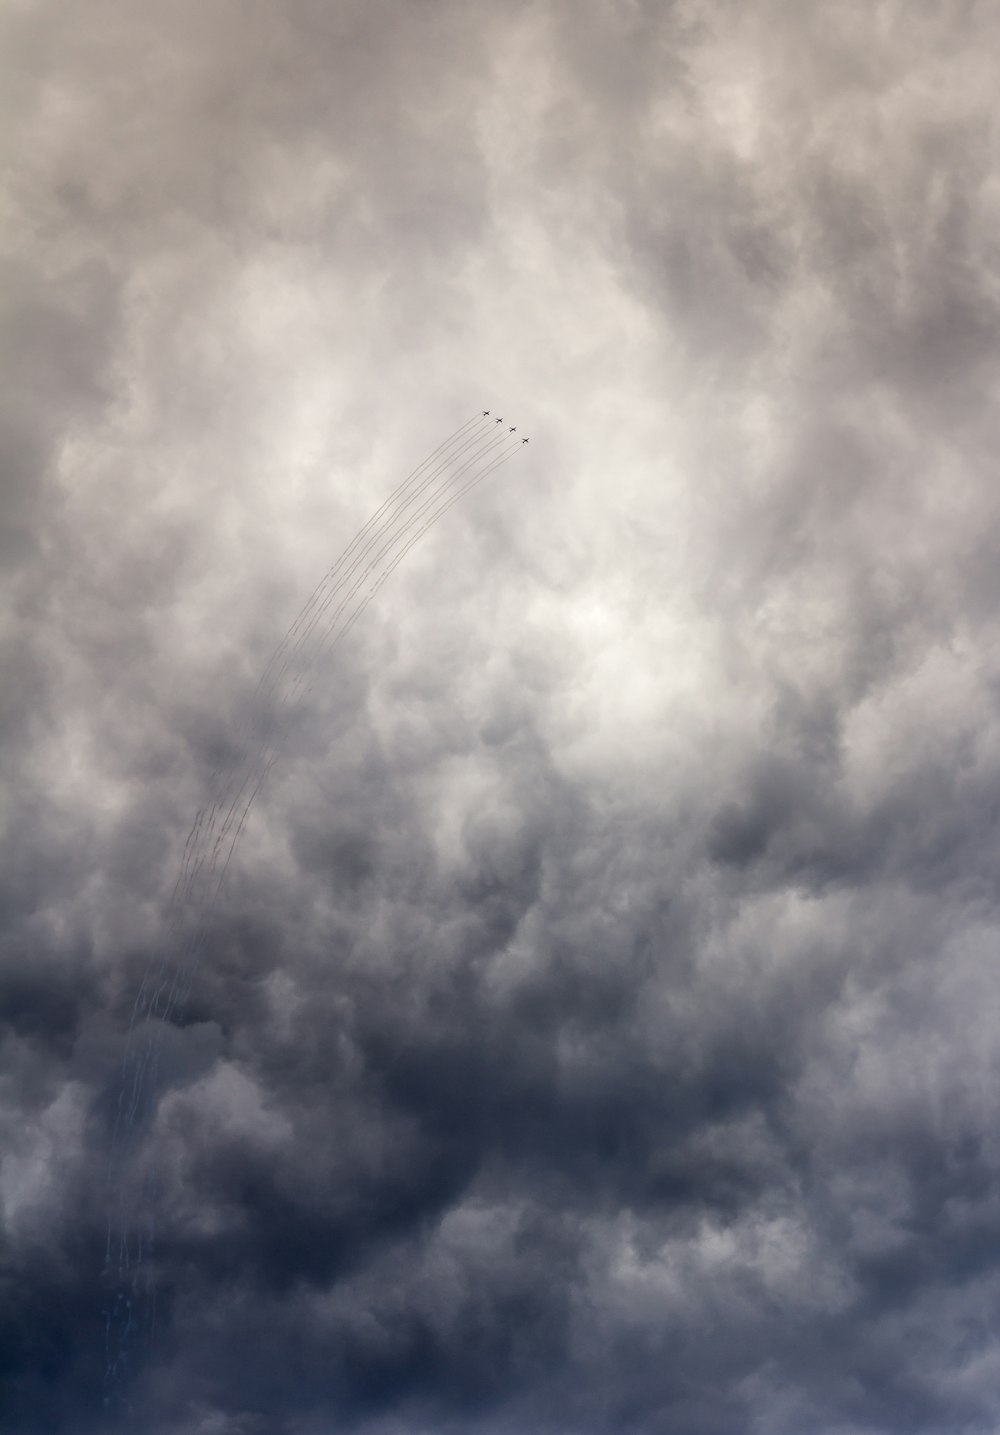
[102,411,526,1398]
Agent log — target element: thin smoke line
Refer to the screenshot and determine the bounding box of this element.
[102,411,528,1398]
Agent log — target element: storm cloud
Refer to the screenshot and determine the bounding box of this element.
[4,2,1000,1432]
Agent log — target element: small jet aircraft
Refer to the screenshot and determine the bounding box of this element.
[482,410,490,416]
[509,426,516,433]
[495,417,504,424]
[522,437,529,444]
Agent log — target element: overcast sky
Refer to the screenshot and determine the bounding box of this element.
[4,2,1000,1432]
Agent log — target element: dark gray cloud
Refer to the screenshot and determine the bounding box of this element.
[4,2,1000,1433]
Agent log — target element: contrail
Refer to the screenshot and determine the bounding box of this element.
[254,413,488,707]
[210,437,524,890]
[269,423,507,694]
[278,427,512,696]
[176,419,503,887]
[111,420,515,1140]
[184,424,510,900]
[103,410,528,1400]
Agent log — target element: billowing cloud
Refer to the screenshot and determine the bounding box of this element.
[4,2,1000,1432]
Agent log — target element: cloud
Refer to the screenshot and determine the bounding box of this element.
[4,2,1000,1433]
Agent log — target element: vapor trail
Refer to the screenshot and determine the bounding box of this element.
[254,412,487,706]
[185,423,507,892]
[277,426,510,695]
[178,417,500,887]
[209,436,523,890]
[270,423,505,693]
[103,411,527,1399]
[114,420,511,1129]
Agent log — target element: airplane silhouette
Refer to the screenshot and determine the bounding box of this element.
[482,410,490,416]
[522,437,529,444]
[495,417,504,424]
[509,427,516,433]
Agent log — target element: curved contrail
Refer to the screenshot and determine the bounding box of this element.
[253,412,488,708]
[103,410,527,1397]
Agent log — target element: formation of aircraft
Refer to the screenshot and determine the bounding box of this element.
[484,410,529,443]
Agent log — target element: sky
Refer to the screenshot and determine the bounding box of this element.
[4,1,1000,1432]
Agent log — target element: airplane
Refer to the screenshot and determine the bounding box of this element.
[482,410,489,417]
[521,437,529,444]
[495,417,504,424]
[509,426,516,433]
